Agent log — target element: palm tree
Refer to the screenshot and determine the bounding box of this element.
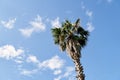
[51,19,89,80]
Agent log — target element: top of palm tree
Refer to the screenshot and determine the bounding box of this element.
[51,19,89,51]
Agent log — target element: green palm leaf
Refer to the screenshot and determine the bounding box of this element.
[51,19,89,50]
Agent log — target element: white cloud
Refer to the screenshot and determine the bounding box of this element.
[0,45,24,60]
[12,50,74,79]
[86,10,93,18]
[17,54,40,76]
[14,60,23,64]
[54,66,75,80]
[63,66,74,77]
[19,15,46,37]
[54,70,62,75]
[14,55,25,64]
[0,46,72,79]
[17,55,40,76]
[0,18,16,29]
[20,69,38,76]
[51,17,61,28]
[80,1,95,32]
[39,55,64,70]
[86,22,95,32]
[19,28,34,37]
[30,15,46,31]
[54,76,62,80]
[26,55,39,64]
[0,45,72,78]
[81,1,93,18]
[18,55,65,76]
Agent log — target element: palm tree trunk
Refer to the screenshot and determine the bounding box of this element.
[73,58,85,80]
[66,39,85,80]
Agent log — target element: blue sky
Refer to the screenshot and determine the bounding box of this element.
[0,0,120,80]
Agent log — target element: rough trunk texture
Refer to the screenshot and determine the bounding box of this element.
[73,58,85,80]
[66,39,85,80]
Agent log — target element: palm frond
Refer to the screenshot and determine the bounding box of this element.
[77,27,84,34]
[54,37,59,44]
[51,28,61,44]
[74,18,80,27]
[60,42,66,51]
[75,19,80,25]
[78,36,88,47]
[51,28,61,36]
[62,20,72,33]
[84,30,89,37]
[77,27,89,37]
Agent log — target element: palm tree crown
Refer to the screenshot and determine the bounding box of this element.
[51,19,89,52]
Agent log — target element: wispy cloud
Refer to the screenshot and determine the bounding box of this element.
[14,59,23,64]
[81,2,93,19]
[81,1,86,10]
[86,22,94,32]
[54,66,75,80]
[26,55,39,64]
[81,1,95,32]
[30,15,46,31]
[17,55,40,76]
[54,70,62,75]
[0,18,16,29]
[20,69,38,76]
[19,15,46,37]
[0,45,24,60]
[19,28,34,37]
[18,55,65,76]
[86,10,93,18]
[64,66,75,77]
[51,17,61,28]
[39,55,64,70]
